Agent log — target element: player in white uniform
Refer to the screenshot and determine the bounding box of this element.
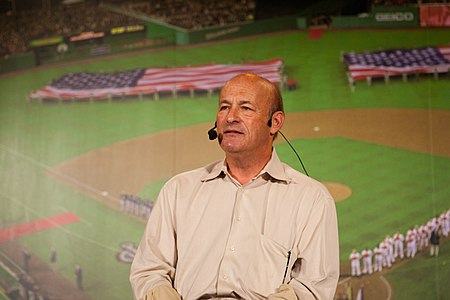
[393,231,404,259]
[445,209,450,237]
[373,246,383,272]
[361,247,373,274]
[379,239,391,268]
[349,249,361,276]
[406,228,417,258]
[384,235,395,264]
[440,210,449,237]
[418,224,429,251]
[431,217,440,234]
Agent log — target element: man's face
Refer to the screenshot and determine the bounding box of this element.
[216,76,273,156]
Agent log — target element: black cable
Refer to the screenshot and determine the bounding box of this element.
[278,131,309,177]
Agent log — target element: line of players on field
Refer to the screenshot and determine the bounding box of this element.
[120,193,154,219]
[349,208,450,276]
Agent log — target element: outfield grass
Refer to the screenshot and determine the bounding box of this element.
[387,239,450,300]
[1,28,449,299]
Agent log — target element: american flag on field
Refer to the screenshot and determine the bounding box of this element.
[30,59,284,101]
[343,46,450,81]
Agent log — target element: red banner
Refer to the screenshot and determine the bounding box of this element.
[420,4,450,27]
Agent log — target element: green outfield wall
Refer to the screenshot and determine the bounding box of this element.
[0,53,35,73]
[332,6,419,28]
[174,16,307,45]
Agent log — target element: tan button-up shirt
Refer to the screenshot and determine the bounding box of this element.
[130,150,339,300]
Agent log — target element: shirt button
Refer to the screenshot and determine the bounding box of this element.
[230,246,235,252]
[237,216,241,221]
[223,275,228,280]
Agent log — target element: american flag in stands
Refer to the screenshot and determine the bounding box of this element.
[30,59,284,100]
[343,46,450,81]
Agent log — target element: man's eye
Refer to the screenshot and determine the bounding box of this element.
[242,106,252,111]
[219,106,229,111]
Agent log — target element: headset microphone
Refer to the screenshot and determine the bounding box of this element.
[278,131,309,177]
[268,115,309,176]
[208,122,218,140]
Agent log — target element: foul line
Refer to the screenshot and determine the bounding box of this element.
[0,143,120,204]
[379,275,392,300]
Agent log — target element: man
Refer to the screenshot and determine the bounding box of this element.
[429,225,441,257]
[75,264,83,290]
[373,246,383,272]
[50,247,57,265]
[349,249,361,277]
[23,249,31,273]
[440,210,449,237]
[405,228,416,258]
[379,240,390,268]
[361,247,372,275]
[384,234,395,265]
[393,231,404,259]
[130,74,339,300]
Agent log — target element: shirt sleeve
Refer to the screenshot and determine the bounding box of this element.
[289,189,340,300]
[129,183,179,300]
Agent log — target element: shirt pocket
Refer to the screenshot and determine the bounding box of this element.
[244,234,290,297]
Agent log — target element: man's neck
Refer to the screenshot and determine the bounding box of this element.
[225,148,272,185]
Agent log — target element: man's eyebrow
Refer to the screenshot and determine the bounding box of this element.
[219,99,253,105]
[238,100,253,105]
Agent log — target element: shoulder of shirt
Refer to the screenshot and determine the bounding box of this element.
[281,161,327,188]
[163,160,224,186]
[275,160,335,203]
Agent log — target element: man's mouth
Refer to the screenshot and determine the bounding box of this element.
[223,129,243,135]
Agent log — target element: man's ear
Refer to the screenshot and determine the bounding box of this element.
[269,111,284,135]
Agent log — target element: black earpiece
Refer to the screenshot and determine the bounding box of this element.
[208,122,218,140]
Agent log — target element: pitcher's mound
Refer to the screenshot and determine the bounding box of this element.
[323,182,352,202]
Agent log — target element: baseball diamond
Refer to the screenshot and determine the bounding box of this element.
[1,26,449,300]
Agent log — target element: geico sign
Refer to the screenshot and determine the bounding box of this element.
[375,12,414,22]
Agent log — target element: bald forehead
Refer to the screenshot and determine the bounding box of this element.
[222,74,272,91]
[221,74,274,101]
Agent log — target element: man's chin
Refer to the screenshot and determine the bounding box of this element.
[219,141,243,154]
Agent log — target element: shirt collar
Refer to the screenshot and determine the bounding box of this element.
[201,149,291,183]
[261,149,291,183]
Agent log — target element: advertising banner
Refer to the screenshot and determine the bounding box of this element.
[420,4,450,27]
[30,36,64,48]
[371,6,419,27]
[110,25,145,35]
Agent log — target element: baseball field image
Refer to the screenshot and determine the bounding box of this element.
[1,6,449,299]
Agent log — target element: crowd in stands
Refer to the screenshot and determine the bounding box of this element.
[0,1,141,56]
[120,193,153,219]
[2,0,447,56]
[121,0,256,30]
[349,208,449,277]
[1,0,255,56]
[371,0,449,7]
[309,15,332,27]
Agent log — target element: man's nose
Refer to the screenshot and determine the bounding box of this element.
[226,106,240,123]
